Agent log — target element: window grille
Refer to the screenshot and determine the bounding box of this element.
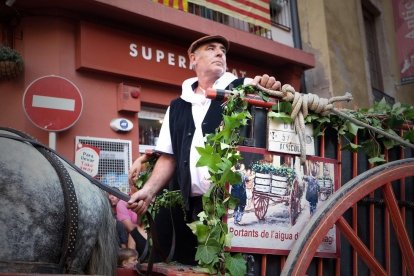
[188,3,272,39]
[270,0,291,30]
[75,136,132,194]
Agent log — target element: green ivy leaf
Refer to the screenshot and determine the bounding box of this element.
[220,142,231,150]
[404,107,414,120]
[403,130,414,143]
[215,202,227,218]
[225,252,247,276]
[224,232,233,247]
[187,220,202,235]
[392,102,404,115]
[375,98,389,111]
[220,167,241,186]
[268,112,293,123]
[346,121,363,136]
[361,139,381,158]
[382,138,396,150]
[196,224,210,244]
[226,195,238,210]
[209,223,224,242]
[196,144,222,171]
[197,211,208,221]
[195,239,221,264]
[368,156,386,165]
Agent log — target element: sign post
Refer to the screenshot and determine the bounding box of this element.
[23,75,83,149]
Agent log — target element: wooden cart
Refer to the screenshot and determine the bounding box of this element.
[252,172,302,226]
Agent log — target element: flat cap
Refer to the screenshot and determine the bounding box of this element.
[188,35,230,55]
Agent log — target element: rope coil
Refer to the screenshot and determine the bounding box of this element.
[254,84,414,164]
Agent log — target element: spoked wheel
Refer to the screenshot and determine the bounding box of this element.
[281,158,414,276]
[253,191,269,220]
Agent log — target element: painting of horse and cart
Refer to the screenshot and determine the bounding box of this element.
[227,146,338,256]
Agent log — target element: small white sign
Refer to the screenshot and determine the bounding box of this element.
[75,144,100,177]
[267,119,315,155]
[110,118,133,132]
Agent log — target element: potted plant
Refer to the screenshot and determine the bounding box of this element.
[0,45,24,80]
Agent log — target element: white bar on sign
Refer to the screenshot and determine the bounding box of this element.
[32,95,75,111]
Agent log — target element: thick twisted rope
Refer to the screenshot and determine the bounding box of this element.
[255,84,414,164]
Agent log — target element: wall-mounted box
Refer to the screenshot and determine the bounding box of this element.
[117,83,141,113]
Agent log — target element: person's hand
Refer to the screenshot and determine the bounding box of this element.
[251,74,281,90]
[127,187,155,216]
[128,153,151,186]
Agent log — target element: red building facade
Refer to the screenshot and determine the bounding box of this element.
[0,0,314,167]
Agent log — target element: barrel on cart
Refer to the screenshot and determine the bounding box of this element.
[251,165,302,226]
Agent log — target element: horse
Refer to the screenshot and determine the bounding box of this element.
[0,127,119,275]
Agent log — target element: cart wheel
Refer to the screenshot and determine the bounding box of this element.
[281,158,414,276]
[289,179,300,226]
[253,192,269,220]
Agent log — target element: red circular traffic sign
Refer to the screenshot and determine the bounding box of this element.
[23,75,83,132]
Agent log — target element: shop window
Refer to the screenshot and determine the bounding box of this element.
[75,136,132,193]
[138,107,166,153]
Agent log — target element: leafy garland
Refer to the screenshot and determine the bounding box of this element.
[192,86,414,274]
[305,98,414,164]
[188,86,252,275]
[135,85,414,275]
[134,154,186,229]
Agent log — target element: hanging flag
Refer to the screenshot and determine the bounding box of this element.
[153,0,188,12]
[392,0,414,84]
[189,0,271,30]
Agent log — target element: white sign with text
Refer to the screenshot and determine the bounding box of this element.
[267,120,315,155]
[75,144,100,177]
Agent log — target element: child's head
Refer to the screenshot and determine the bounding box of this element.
[117,248,139,269]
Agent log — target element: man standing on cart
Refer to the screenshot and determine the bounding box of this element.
[127,35,281,264]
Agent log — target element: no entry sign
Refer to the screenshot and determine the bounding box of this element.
[23,75,83,132]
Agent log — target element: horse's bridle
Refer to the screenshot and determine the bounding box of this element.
[0,128,81,273]
[0,127,166,276]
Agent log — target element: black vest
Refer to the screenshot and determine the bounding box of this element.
[169,78,245,208]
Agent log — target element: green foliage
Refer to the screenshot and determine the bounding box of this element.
[134,154,185,230]
[274,166,296,183]
[250,162,296,190]
[0,45,24,65]
[251,161,276,174]
[192,86,250,274]
[304,98,414,165]
[136,84,413,274]
[224,253,247,276]
[194,86,413,274]
[149,189,185,220]
[268,101,293,123]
